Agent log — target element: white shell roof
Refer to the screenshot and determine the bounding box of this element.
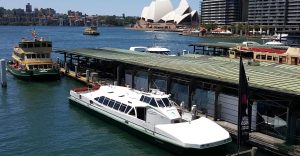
[140,0,198,24]
[141,0,174,23]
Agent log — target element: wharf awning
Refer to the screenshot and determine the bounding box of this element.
[55,48,300,96]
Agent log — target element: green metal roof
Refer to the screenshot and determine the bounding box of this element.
[56,48,300,96]
[189,42,289,50]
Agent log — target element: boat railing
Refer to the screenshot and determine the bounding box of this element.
[72,85,101,93]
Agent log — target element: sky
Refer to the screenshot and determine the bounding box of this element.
[0,0,200,16]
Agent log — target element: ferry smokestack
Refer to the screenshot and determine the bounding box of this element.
[0,59,7,88]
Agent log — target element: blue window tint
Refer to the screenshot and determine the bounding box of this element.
[140,95,145,101]
[125,106,132,113]
[108,100,115,108]
[98,96,105,103]
[143,96,151,103]
[162,98,171,107]
[156,98,165,107]
[103,98,110,106]
[113,102,121,110]
[149,98,158,107]
[119,104,127,112]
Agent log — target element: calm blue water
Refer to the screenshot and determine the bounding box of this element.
[0,26,270,156]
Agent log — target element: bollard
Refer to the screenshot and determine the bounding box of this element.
[86,70,90,82]
[75,65,78,77]
[191,105,197,120]
[91,72,98,82]
[113,81,118,86]
[0,59,7,88]
[251,147,257,156]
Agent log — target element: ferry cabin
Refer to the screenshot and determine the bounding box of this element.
[12,40,54,70]
[229,47,300,65]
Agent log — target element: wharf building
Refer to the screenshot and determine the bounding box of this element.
[134,0,199,30]
[200,0,248,25]
[55,48,300,155]
[248,0,300,33]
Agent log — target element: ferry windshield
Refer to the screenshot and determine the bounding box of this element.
[155,98,171,107]
[162,98,171,107]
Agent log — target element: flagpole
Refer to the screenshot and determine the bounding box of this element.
[237,56,242,154]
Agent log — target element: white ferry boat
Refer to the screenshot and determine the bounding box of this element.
[129,46,172,55]
[69,85,231,154]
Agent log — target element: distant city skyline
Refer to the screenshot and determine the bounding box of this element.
[1,0,200,16]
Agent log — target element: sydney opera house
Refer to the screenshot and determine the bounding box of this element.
[134,0,199,30]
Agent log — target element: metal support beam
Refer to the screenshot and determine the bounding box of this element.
[188,80,195,111]
[166,75,172,94]
[214,84,222,121]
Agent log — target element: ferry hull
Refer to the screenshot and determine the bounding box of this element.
[7,66,60,81]
[69,98,229,156]
[83,32,100,36]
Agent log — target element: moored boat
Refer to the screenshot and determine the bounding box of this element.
[69,85,231,154]
[129,46,176,56]
[7,32,60,81]
[83,26,100,36]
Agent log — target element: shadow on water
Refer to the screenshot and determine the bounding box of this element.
[68,104,173,156]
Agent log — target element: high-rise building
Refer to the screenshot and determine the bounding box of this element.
[26,3,32,13]
[248,0,300,32]
[200,0,242,25]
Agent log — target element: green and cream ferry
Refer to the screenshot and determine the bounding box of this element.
[7,37,60,81]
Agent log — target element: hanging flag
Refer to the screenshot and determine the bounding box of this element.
[237,56,251,148]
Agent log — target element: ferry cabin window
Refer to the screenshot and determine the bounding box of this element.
[34,65,38,69]
[46,54,50,58]
[28,65,33,70]
[129,108,136,116]
[261,55,266,60]
[136,107,146,121]
[156,98,165,107]
[108,100,115,108]
[149,98,158,107]
[48,43,52,47]
[267,56,272,60]
[98,96,105,103]
[256,55,261,59]
[113,102,121,110]
[273,57,279,61]
[103,98,110,106]
[94,97,99,101]
[41,54,45,58]
[28,43,33,48]
[140,95,145,101]
[26,54,32,59]
[32,54,36,59]
[119,104,127,112]
[42,42,47,47]
[35,43,40,47]
[162,98,171,107]
[143,96,151,103]
[125,106,132,113]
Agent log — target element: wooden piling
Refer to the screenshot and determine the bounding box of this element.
[0,59,7,88]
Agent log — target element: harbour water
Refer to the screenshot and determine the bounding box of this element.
[0,26,270,155]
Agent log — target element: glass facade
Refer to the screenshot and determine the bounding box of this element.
[256,101,288,139]
[150,75,167,92]
[134,71,148,92]
[170,81,188,108]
